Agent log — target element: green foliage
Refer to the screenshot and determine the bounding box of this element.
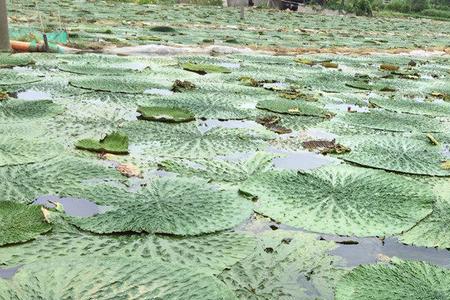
[0,227,255,274]
[240,165,434,236]
[337,135,450,176]
[353,0,373,16]
[219,229,344,300]
[335,259,450,300]
[0,138,63,167]
[256,99,331,118]
[75,132,129,154]
[411,0,430,12]
[0,258,236,299]
[0,54,35,68]
[67,177,253,235]
[0,202,51,246]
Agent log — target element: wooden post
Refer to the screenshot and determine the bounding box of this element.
[0,0,10,52]
[240,4,245,20]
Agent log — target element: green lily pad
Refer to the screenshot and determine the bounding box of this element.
[370,98,450,117]
[0,258,236,300]
[137,106,195,123]
[0,138,63,167]
[0,54,35,68]
[69,76,167,94]
[0,225,255,274]
[335,259,450,300]
[76,132,129,154]
[219,229,345,300]
[336,110,445,133]
[0,70,41,86]
[0,157,120,204]
[182,63,231,75]
[160,152,277,182]
[337,135,450,176]
[0,201,51,246]
[59,63,142,75]
[240,165,434,236]
[400,181,450,249]
[256,99,331,118]
[67,177,253,235]
[0,100,63,122]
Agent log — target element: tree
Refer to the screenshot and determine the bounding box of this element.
[0,0,10,52]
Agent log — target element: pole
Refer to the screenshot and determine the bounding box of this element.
[0,0,10,52]
[240,4,245,19]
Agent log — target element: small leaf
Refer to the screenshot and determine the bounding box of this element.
[76,132,129,155]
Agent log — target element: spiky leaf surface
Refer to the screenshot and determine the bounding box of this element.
[0,70,41,86]
[337,135,450,176]
[0,54,34,68]
[219,229,344,300]
[0,138,63,167]
[0,257,236,300]
[400,181,450,249]
[0,228,255,274]
[336,110,444,133]
[76,132,129,154]
[240,165,434,236]
[123,121,272,159]
[0,100,63,122]
[68,177,253,235]
[69,76,169,93]
[335,259,450,300]
[160,152,276,182]
[256,99,330,117]
[182,63,231,74]
[137,106,195,122]
[0,157,119,204]
[58,63,142,75]
[370,98,450,117]
[0,202,51,246]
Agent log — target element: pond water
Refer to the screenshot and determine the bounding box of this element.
[14,90,52,101]
[0,266,21,280]
[268,147,338,171]
[33,195,104,217]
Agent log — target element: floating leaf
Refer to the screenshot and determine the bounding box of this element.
[0,157,119,204]
[137,106,195,123]
[257,99,330,118]
[335,259,450,300]
[160,152,277,182]
[76,132,129,154]
[67,177,253,235]
[0,54,34,68]
[59,63,141,75]
[69,76,168,93]
[219,229,344,300]
[0,69,41,86]
[337,135,450,176]
[182,63,231,75]
[400,181,450,249]
[0,258,236,300]
[0,226,255,274]
[0,137,63,167]
[370,98,450,117]
[336,110,444,133]
[0,201,51,246]
[240,165,434,236]
[0,100,63,122]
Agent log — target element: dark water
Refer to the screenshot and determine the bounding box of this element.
[33,195,101,217]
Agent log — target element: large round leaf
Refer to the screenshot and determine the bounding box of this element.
[0,54,34,68]
[240,165,434,236]
[68,177,253,235]
[370,98,450,117]
[335,259,450,300]
[400,181,450,249]
[0,70,41,86]
[256,99,330,118]
[69,76,169,94]
[0,258,236,300]
[0,228,255,274]
[336,110,445,133]
[0,201,51,246]
[0,100,63,122]
[337,135,450,176]
[0,137,63,167]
